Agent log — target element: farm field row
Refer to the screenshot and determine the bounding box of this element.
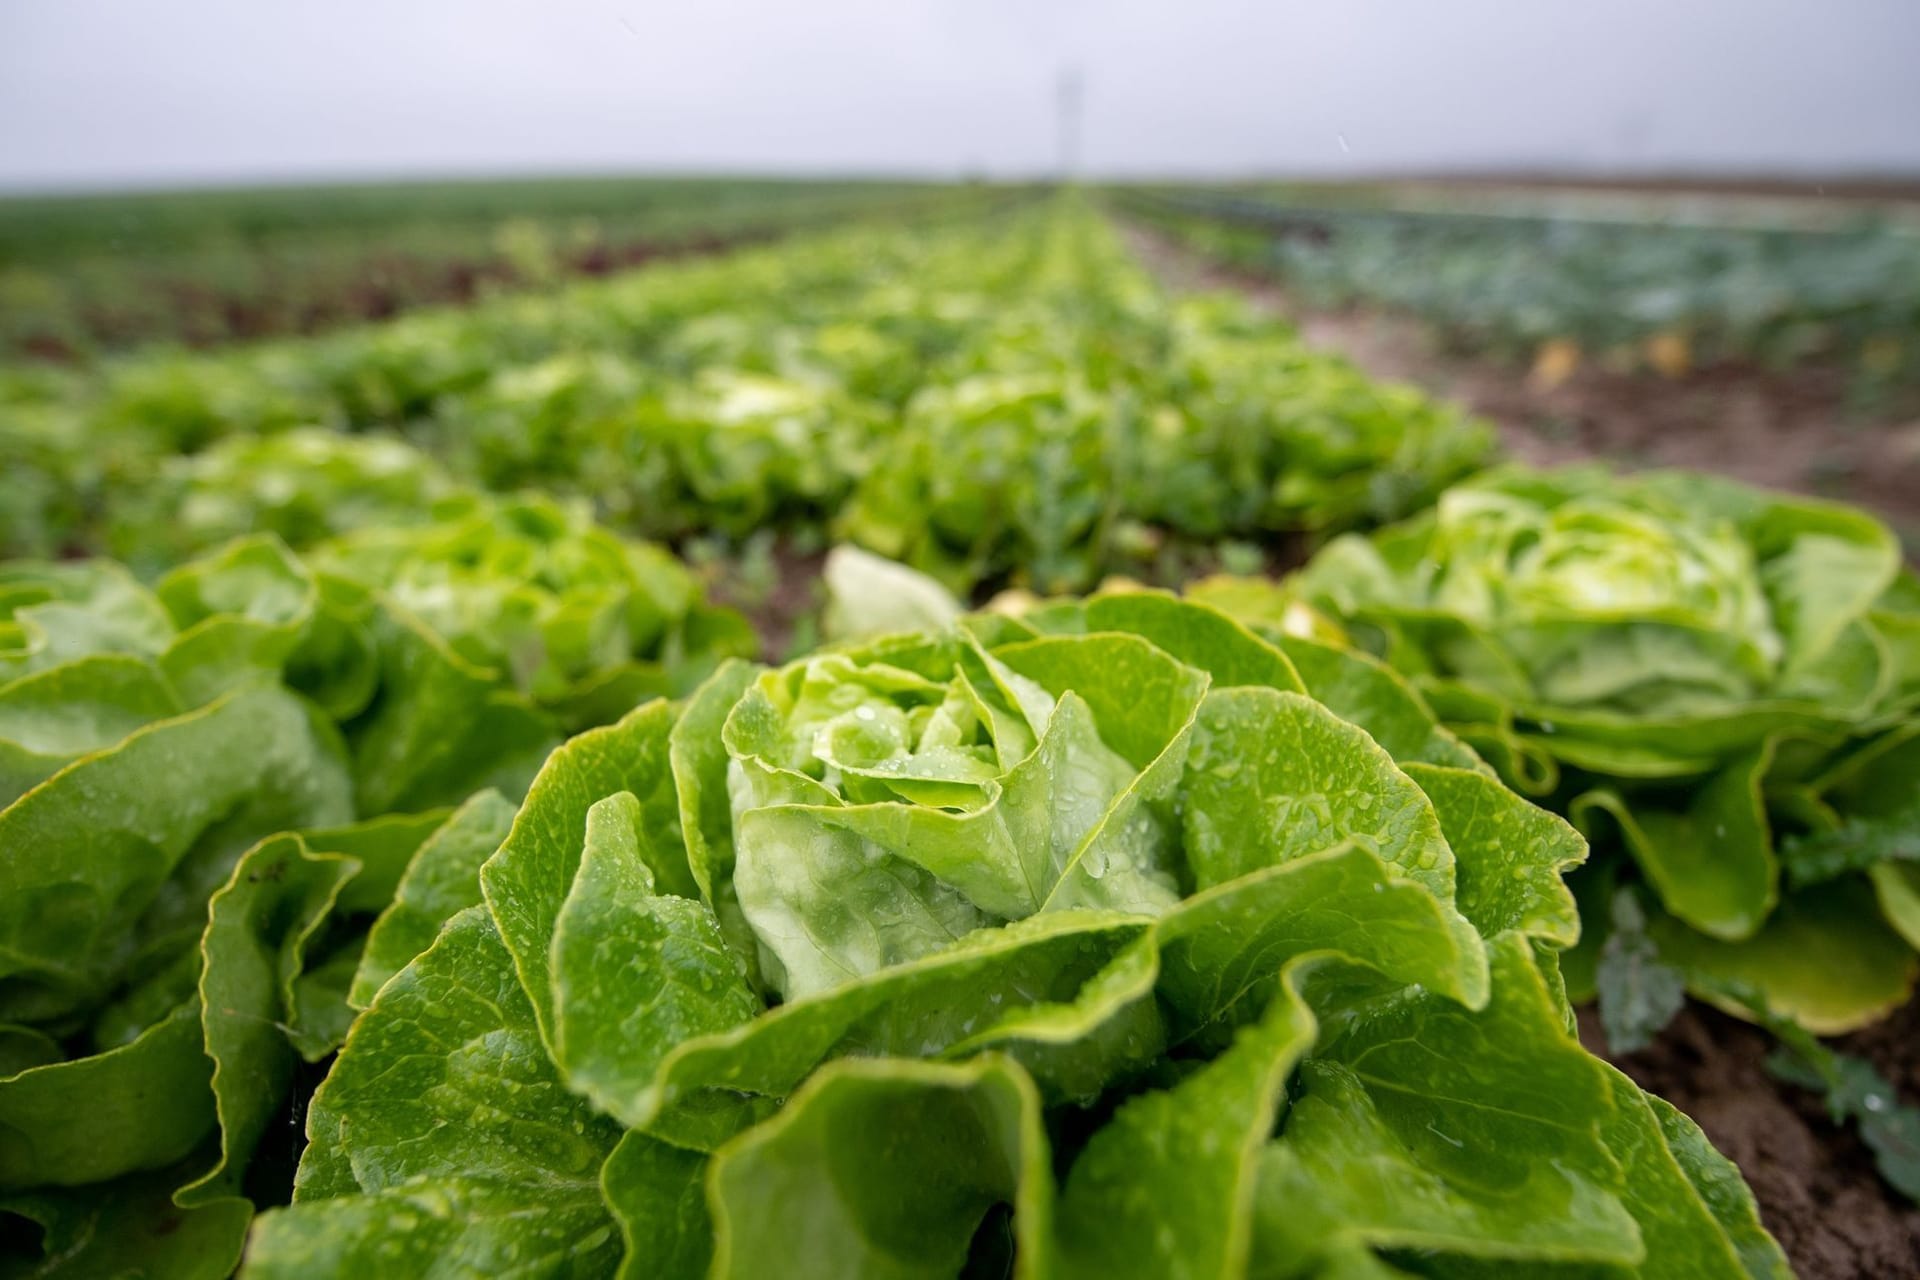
[1117,198,1920,553]
[0,177,978,360]
[3,198,1488,590]
[1,192,1915,1277]
[1118,210,1920,1269]
[1123,186,1920,397]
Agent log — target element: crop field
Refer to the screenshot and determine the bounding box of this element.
[0,180,1915,1279]
[1126,185,1920,385]
[0,177,962,360]
[1121,185,1920,550]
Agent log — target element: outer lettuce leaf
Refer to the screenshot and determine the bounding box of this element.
[550,792,761,1127]
[0,1161,251,1280]
[0,654,181,806]
[600,1132,715,1280]
[668,658,764,987]
[0,999,215,1192]
[1253,939,1787,1279]
[706,1056,1051,1280]
[1254,939,1641,1273]
[183,811,452,1209]
[0,683,353,1025]
[0,561,172,682]
[1646,1091,1793,1279]
[248,907,624,1278]
[482,700,688,1050]
[1570,744,1778,942]
[822,544,964,641]
[348,790,518,1008]
[1181,686,1458,903]
[1648,878,1918,1034]
[1401,762,1582,948]
[1051,968,1316,1280]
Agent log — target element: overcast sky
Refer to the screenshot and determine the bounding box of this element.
[3,0,1917,192]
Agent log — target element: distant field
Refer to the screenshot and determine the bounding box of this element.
[1118,181,1920,381]
[1113,179,1920,546]
[0,176,958,359]
[1215,174,1920,215]
[1365,172,1920,204]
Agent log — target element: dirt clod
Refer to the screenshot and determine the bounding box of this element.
[1580,1000,1920,1279]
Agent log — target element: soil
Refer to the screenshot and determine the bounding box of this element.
[1122,225,1920,546]
[1578,999,1920,1279]
[699,535,829,663]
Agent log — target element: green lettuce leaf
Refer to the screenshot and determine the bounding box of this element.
[247,907,625,1278]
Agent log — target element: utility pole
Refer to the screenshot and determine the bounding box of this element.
[1056,65,1082,183]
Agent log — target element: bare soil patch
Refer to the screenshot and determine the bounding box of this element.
[1579,999,1920,1279]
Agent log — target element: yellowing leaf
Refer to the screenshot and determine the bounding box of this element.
[1530,338,1583,389]
[1646,330,1693,378]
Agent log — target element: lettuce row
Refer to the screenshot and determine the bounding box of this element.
[832,211,1491,593]
[0,514,746,1271]
[309,491,757,734]
[247,592,1785,1278]
[103,428,461,578]
[12,202,1492,596]
[1129,190,1920,384]
[1273,464,1920,1038]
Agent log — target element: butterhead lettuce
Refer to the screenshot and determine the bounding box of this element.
[0,509,747,1272]
[244,592,1785,1278]
[1282,464,1920,1039]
